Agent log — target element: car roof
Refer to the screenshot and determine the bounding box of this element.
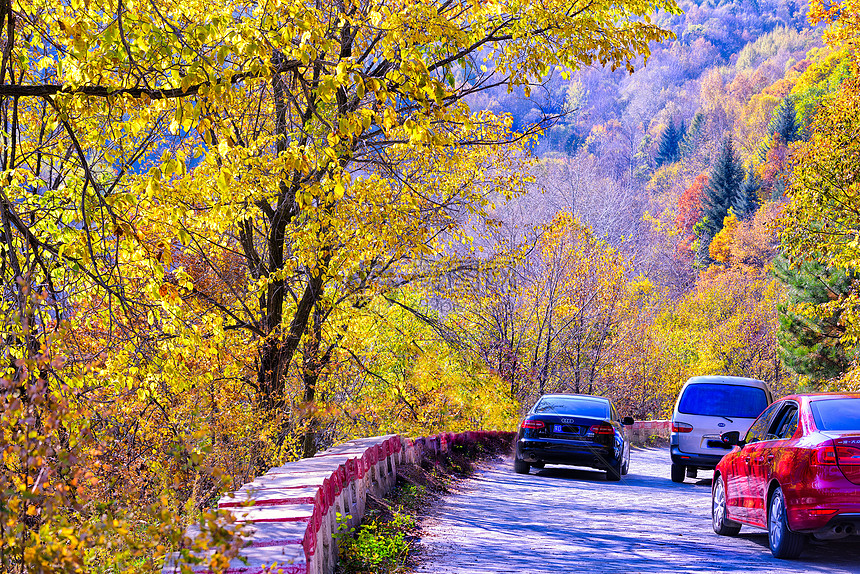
[538,393,610,401]
[783,393,860,402]
[682,375,770,388]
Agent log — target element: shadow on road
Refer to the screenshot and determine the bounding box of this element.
[532,466,609,482]
[531,464,716,489]
[416,449,860,574]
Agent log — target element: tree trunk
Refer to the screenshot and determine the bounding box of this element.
[257,270,325,412]
[300,306,323,458]
[539,314,552,396]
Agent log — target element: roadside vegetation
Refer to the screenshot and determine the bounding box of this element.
[1,0,859,570]
[335,441,505,573]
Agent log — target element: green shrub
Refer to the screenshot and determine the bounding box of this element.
[394,485,427,513]
[335,511,414,574]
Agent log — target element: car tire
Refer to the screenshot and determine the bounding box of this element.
[513,454,530,474]
[606,460,622,481]
[768,486,805,559]
[670,463,685,483]
[621,456,629,476]
[712,475,741,536]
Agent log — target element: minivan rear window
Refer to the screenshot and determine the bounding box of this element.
[677,383,768,419]
[533,397,610,419]
[810,398,860,431]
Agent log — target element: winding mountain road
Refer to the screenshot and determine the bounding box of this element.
[415,447,860,574]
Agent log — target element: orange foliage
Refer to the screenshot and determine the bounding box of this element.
[707,204,782,268]
[728,202,782,268]
[675,172,709,255]
[676,173,708,235]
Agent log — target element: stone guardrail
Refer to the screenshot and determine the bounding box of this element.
[628,420,671,445]
[163,430,515,574]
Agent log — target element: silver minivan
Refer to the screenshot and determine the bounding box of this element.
[670,375,773,483]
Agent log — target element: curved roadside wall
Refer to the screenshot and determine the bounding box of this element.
[163,430,515,574]
[164,421,669,574]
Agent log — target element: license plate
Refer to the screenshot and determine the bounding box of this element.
[554,424,563,433]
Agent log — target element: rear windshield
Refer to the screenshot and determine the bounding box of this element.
[533,397,610,418]
[677,383,768,419]
[810,398,860,431]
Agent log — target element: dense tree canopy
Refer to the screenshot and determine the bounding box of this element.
[0,0,679,410]
[0,0,682,570]
[5,0,860,569]
[734,170,762,220]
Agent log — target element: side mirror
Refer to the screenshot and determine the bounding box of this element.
[720,431,744,447]
[622,416,635,426]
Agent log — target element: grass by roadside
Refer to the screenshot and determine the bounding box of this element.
[334,442,511,574]
[644,434,669,447]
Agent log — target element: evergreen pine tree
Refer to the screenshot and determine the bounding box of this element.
[773,256,857,385]
[769,97,799,143]
[734,170,761,220]
[655,122,680,166]
[564,130,585,155]
[680,112,704,157]
[701,137,745,240]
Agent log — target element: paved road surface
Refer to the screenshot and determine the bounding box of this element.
[415,447,860,574]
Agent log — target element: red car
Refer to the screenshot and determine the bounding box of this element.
[712,393,860,559]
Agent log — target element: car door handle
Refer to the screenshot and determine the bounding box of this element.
[766,454,774,463]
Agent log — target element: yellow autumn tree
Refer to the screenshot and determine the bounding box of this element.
[0,0,678,412]
[709,212,739,264]
[531,212,631,398]
[448,213,640,410]
[1,0,680,570]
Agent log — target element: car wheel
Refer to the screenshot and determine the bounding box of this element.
[768,486,805,559]
[621,455,629,476]
[513,454,530,474]
[711,476,741,536]
[670,463,685,483]
[606,460,622,481]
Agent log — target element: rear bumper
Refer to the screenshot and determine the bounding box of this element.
[788,496,860,532]
[670,445,724,469]
[793,511,860,534]
[784,471,860,531]
[517,438,618,469]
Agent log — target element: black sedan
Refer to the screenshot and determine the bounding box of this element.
[514,394,634,480]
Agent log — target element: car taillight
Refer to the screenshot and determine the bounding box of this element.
[589,423,615,435]
[672,422,693,433]
[521,420,545,430]
[803,508,840,518]
[814,445,837,465]
[836,445,860,465]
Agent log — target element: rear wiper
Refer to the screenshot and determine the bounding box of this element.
[720,416,734,423]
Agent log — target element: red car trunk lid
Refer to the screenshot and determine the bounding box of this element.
[833,436,860,485]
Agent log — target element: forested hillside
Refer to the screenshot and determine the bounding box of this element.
[1,0,859,569]
[452,0,860,419]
